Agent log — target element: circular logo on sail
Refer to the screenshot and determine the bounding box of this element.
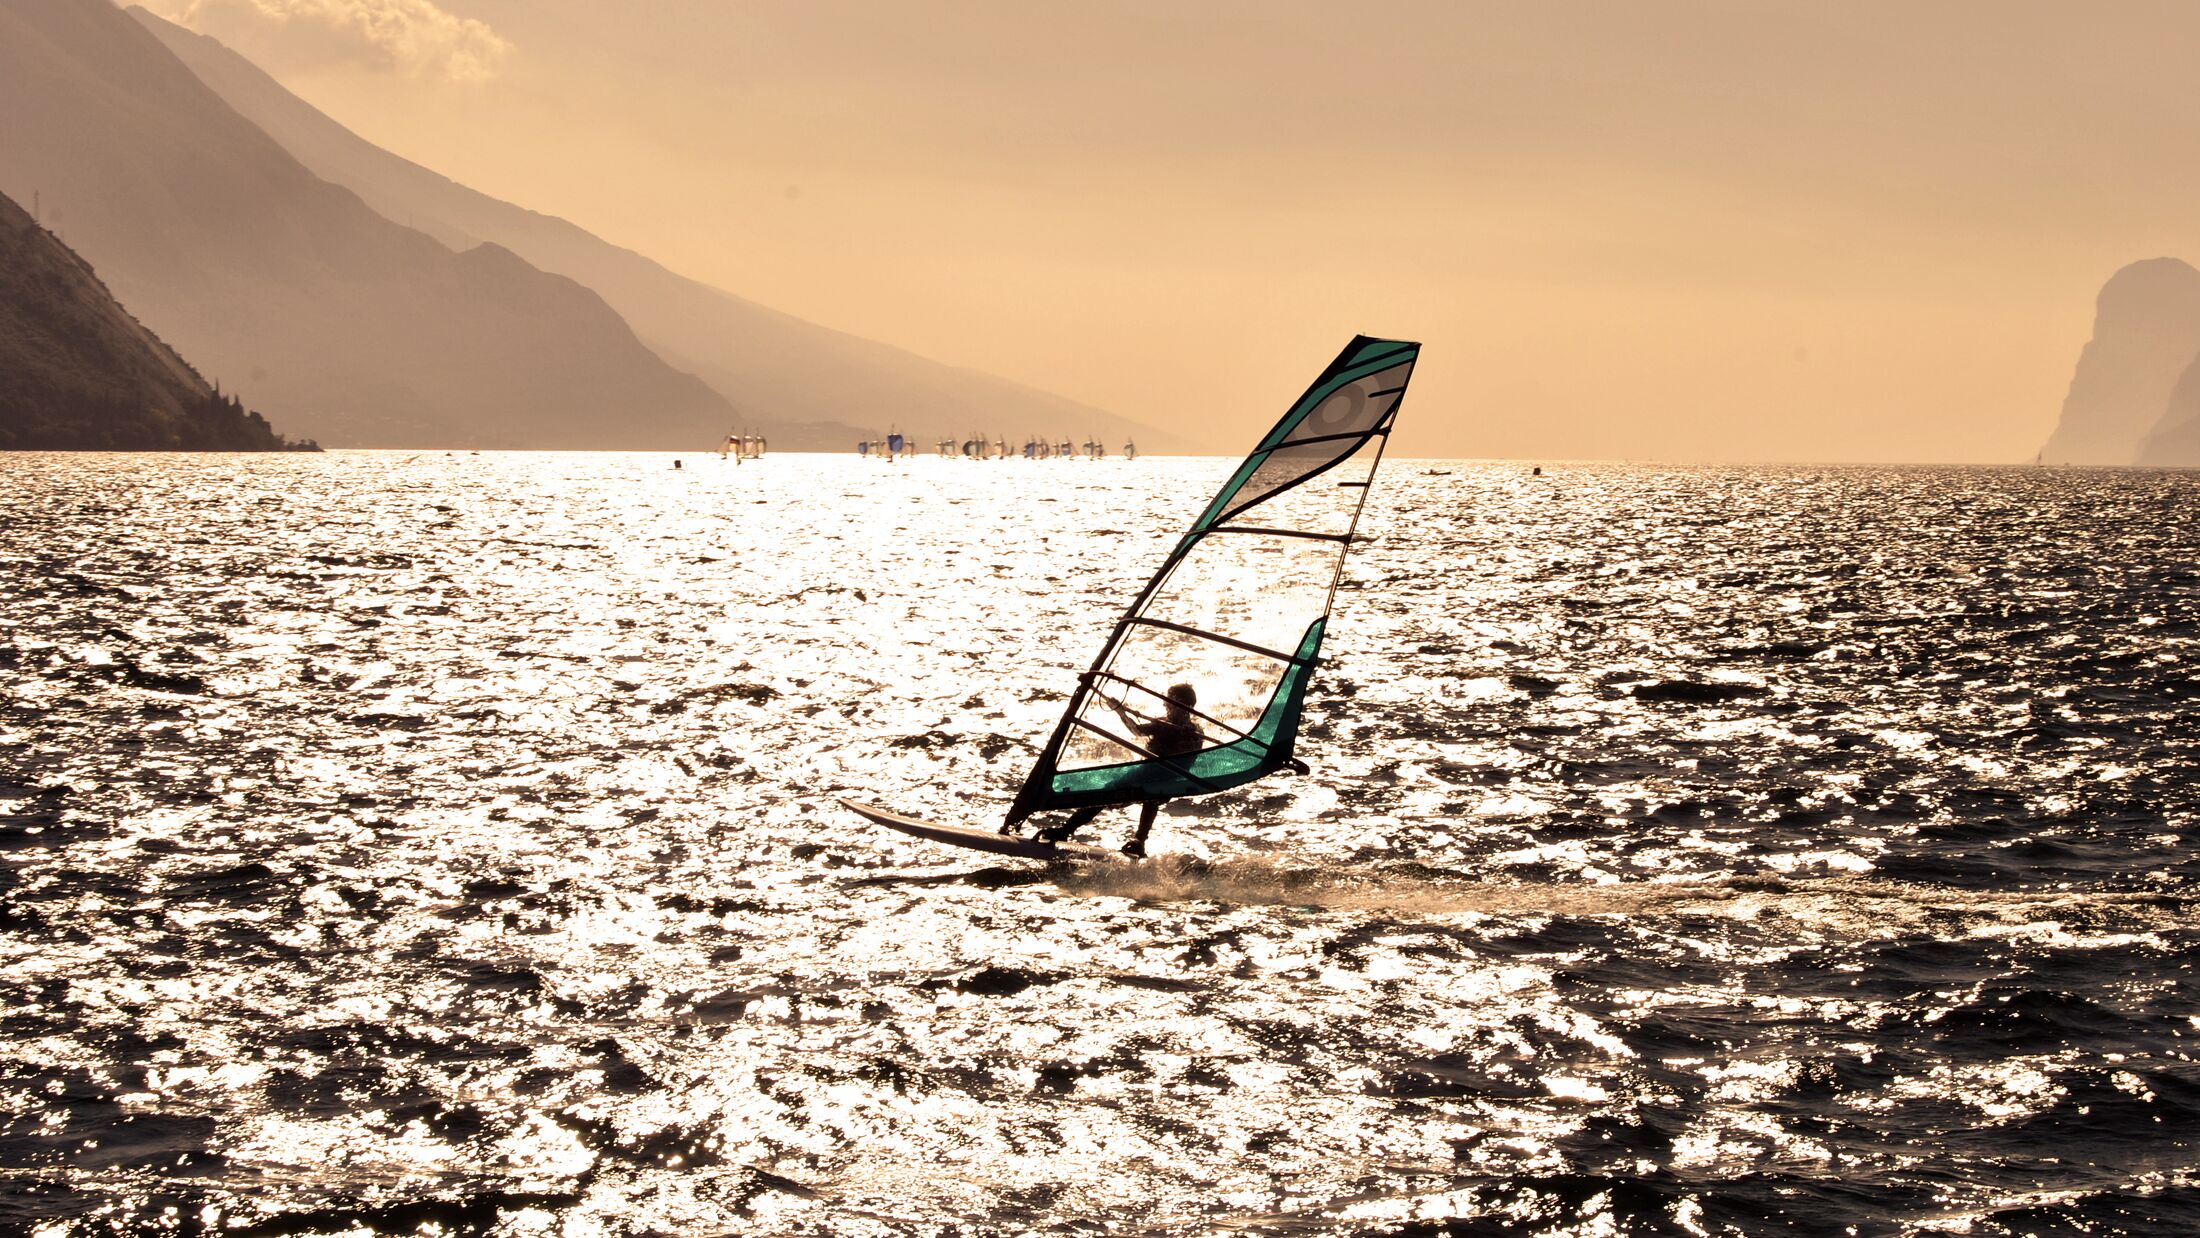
[1312,381,1368,432]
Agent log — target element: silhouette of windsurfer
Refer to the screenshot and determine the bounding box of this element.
[1036,682,1205,858]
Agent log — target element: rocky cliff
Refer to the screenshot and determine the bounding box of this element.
[2039,258,2200,466]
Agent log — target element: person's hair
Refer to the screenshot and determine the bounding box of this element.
[1166,683,1196,708]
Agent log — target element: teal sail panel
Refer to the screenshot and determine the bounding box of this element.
[1005,335,1419,825]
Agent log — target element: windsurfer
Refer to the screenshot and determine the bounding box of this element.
[1035,682,1203,857]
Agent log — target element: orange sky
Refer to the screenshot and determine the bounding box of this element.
[141,0,2200,460]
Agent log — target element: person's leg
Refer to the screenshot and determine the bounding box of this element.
[1038,804,1103,842]
[1123,801,1160,858]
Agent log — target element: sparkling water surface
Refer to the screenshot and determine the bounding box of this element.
[2,451,2197,1236]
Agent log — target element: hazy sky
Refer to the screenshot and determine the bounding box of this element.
[141,0,2200,460]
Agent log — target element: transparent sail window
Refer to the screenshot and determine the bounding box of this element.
[1139,530,1341,655]
[1223,433,1388,537]
[1058,624,1294,772]
[1214,368,1409,524]
[1279,361,1415,446]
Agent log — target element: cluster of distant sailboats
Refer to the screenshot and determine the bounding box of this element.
[858,433,1138,461]
[706,429,1141,462]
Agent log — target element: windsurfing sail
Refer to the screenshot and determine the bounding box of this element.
[1004,334,1419,827]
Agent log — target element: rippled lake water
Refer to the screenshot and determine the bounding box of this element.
[2,451,2197,1236]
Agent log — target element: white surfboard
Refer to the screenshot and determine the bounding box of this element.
[840,798,1122,862]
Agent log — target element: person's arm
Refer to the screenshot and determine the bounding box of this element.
[1077,674,1160,736]
[1106,692,1157,734]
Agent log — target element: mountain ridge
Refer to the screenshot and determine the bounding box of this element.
[0,0,757,449]
[130,6,1199,455]
[2138,352,2200,467]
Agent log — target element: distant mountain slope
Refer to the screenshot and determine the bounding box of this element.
[0,188,307,449]
[132,7,1198,455]
[0,0,742,449]
[2138,354,2200,467]
[2038,258,2200,466]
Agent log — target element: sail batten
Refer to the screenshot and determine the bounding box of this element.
[1004,335,1420,826]
[1125,616,1319,667]
[1204,525,1354,542]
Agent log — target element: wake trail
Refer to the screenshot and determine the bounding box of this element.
[1045,859,2199,932]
